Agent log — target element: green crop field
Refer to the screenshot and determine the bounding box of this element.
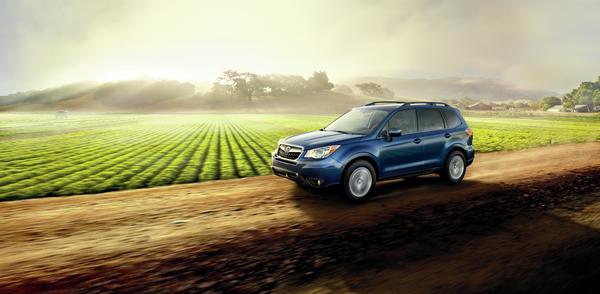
[0,113,599,200]
[467,115,600,152]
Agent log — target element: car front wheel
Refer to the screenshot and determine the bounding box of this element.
[442,151,466,184]
[342,160,376,202]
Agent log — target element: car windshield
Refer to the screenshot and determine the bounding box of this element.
[325,108,389,135]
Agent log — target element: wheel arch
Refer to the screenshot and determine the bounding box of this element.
[340,153,379,182]
[444,144,468,162]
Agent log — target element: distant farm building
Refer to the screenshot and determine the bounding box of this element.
[547,105,562,112]
[55,110,68,119]
[574,105,590,112]
[576,105,600,113]
[491,104,508,111]
[466,102,492,111]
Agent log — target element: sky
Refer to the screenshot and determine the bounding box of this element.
[1,0,600,95]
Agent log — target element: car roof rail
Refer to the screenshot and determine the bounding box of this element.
[364,101,449,107]
[364,101,405,106]
[403,101,449,107]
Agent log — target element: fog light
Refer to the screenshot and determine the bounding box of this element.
[305,178,321,187]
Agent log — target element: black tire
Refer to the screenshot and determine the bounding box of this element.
[342,160,376,202]
[441,150,466,184]
[404,175,420,182]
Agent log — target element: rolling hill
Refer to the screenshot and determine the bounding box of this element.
[344,77,558,101]
[0,79,379,114]
[0,76,559,113]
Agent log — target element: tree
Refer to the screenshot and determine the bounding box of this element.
[209,82,232,96]
[258,74,309,95]
[212,70,336,99]
[526,100,540,110]
[217,70,263,101]
[540,96,561,111]
[562,76,600,111]
[514,101,527,109]
[355,82,395,99]
[332,84,354,95]
[574,82,597,111]
[562,92,576,110]
[356,82,381,97]
[307,71,334,91]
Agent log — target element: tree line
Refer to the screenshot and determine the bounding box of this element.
[207,70,334,101]
[541,76,600,111]
[204,70,395,101]
[0,70,400,108]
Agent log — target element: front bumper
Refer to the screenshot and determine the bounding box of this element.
[271,152,343,188]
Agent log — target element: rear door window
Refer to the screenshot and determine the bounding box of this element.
[442,109,462,129]
[388,109,417,134]
[417,109,445,132]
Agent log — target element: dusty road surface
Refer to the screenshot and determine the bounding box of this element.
[1,142,600,293]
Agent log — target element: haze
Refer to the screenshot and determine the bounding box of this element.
[1,0,599,95]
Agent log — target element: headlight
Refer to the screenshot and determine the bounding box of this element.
[304,145,340,159]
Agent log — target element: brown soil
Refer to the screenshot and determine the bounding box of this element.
[0,142,599,293]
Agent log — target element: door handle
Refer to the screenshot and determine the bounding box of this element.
[444,133,451,138]
[413,138,422,144]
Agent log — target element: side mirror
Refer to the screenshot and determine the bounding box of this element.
[389,128,402,137]
[380,129,388,138]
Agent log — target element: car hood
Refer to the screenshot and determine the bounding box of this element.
[281,130,364,149]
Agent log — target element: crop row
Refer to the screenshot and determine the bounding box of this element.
[0,126,185,198]
[0,117,298,200]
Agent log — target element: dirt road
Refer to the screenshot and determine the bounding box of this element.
[1,143,599,293]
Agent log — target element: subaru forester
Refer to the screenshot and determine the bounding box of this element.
[271,101,475,202]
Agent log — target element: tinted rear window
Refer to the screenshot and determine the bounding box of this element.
[417,109,445,132]
[442,109,462,129]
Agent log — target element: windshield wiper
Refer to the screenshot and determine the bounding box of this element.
[325,129,347,134]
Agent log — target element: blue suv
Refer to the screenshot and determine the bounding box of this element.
[271,101,475,202]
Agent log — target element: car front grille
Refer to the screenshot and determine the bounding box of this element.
[277,144,302,160]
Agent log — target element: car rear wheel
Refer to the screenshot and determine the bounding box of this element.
[442,151,466,184]
[342,160,376,202]
[404,175,420,182]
